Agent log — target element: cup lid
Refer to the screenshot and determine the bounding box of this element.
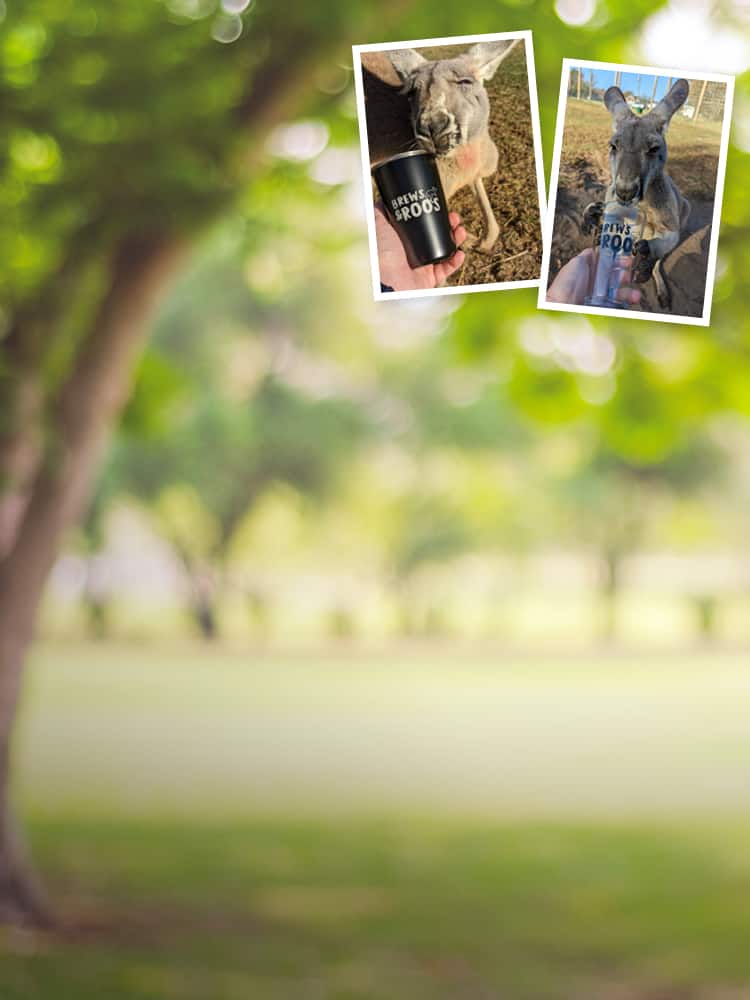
[371,149,434,172]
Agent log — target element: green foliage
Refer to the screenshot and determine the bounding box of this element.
[0,2,233,305]
[4,0,749,632]
[119,349,191,440]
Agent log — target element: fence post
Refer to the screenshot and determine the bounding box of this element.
[577,67,581,99]
[649,76,658,109]
[695,78,709,120]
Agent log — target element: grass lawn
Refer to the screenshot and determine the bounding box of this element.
[2,641,750,998]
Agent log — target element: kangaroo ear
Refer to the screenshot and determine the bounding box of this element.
[604,86,633,126]
[466,38,520,81]
[649,78,690,128]
[388,48,428,82]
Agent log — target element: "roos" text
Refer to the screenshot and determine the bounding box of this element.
[391,187,442,222]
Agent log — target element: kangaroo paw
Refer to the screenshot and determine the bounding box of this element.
[632,239,654,284]
[582,201,604,236]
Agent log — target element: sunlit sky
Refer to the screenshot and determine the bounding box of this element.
[570,69,677,103]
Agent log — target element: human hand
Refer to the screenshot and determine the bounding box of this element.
[546,248,641,307]
[375,203,466,291]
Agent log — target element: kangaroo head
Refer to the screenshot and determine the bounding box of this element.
[388,39,520,155]
[602,78,689,203]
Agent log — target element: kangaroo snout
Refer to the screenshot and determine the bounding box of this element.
[615,178,640,203]
[416,111,457,153]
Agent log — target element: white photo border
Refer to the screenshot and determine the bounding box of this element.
[538,58,735,328]
[352,30,547,303]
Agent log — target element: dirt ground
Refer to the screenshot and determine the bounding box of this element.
[361,42,542,287]
[548,99,723,318]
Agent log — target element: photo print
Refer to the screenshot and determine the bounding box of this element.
[539,59,734,326]
[353,31,546,301]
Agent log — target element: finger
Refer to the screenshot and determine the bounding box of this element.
[546,249,594,305]
[453,225,467,246]
[614,256,641,305]
[616,286,641,305]
[448,211,462,228]
[439,249,465,279]
[434,249,465,283]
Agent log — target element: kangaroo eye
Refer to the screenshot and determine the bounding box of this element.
[457,78,474,87]
[609,141,617,153]
[647,143,661,155]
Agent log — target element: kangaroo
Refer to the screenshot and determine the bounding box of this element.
[584,79,691,298]
[379,39,521,253]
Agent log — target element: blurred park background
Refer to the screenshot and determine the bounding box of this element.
[1,0,750,997]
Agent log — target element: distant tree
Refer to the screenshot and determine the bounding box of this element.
[388,493,473,635]
[110,375,365,638]
[559,435,727,640]
[450,313,741,641]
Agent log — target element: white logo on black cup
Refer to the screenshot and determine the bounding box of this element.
[391,186,442,223]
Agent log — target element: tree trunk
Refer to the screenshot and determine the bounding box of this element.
[0,378,43,560]
[0,233,183,926]
[0,229,108,559]
[599,548,621,642]
[0,799,55,927]
[83,557,112,640]
[191,593,218,641]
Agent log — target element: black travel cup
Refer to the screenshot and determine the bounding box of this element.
[372,150,456,269]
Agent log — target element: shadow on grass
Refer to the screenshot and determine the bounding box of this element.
[0,816,748,999]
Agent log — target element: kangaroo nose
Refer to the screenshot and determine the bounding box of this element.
[417,112,450,140]
[616,181,639,203]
